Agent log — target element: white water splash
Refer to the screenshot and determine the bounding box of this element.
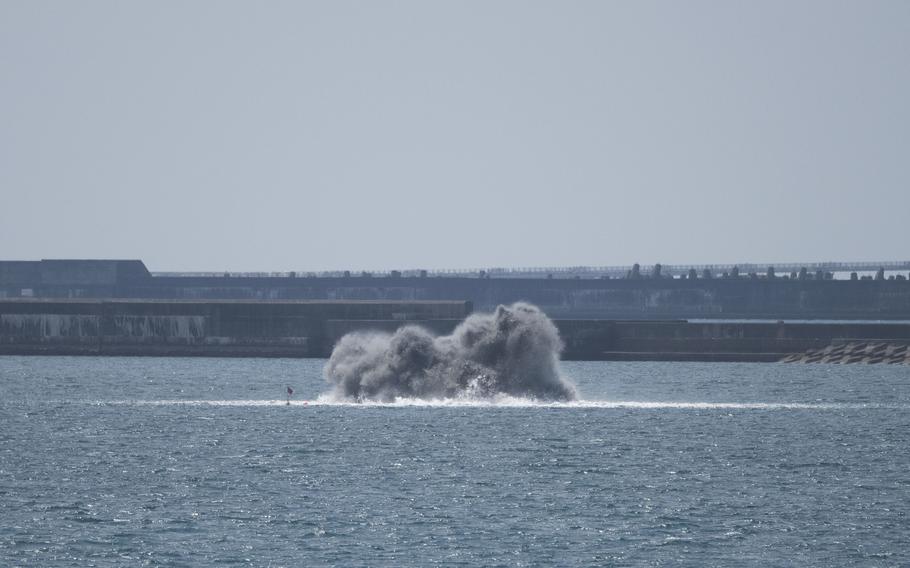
[325,302,576,402]
[40,398,910,410]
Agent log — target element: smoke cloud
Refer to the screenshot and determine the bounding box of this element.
[324,302,577,402]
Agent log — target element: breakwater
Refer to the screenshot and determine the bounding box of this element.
[559,320,910,363]
[781,341,910,364]
[3,259,910,320]
[3,299,909,363]
[0,299,469,358]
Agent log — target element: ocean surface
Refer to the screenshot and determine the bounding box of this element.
[1,357,908,567]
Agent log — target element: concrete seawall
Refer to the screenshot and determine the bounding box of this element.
[4,259,910,320]
[0,299,470,358]
[3,299,910,362]
[560,320,910,363]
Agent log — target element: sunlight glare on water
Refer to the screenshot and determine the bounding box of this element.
[1,357,908,566]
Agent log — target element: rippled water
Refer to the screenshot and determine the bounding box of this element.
[1,357,908,566]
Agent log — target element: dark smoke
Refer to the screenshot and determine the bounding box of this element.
[324,302,577,402]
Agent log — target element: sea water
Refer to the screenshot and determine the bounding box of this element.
[0,357,908,566]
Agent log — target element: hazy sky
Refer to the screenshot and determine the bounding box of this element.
[1,2,908,272]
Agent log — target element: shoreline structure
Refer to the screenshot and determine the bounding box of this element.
[2,259,909,363]
[1,298,908,364]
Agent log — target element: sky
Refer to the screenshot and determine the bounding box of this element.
[1,1,908,272]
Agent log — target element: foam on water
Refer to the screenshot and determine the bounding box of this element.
[46,398,910,410]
